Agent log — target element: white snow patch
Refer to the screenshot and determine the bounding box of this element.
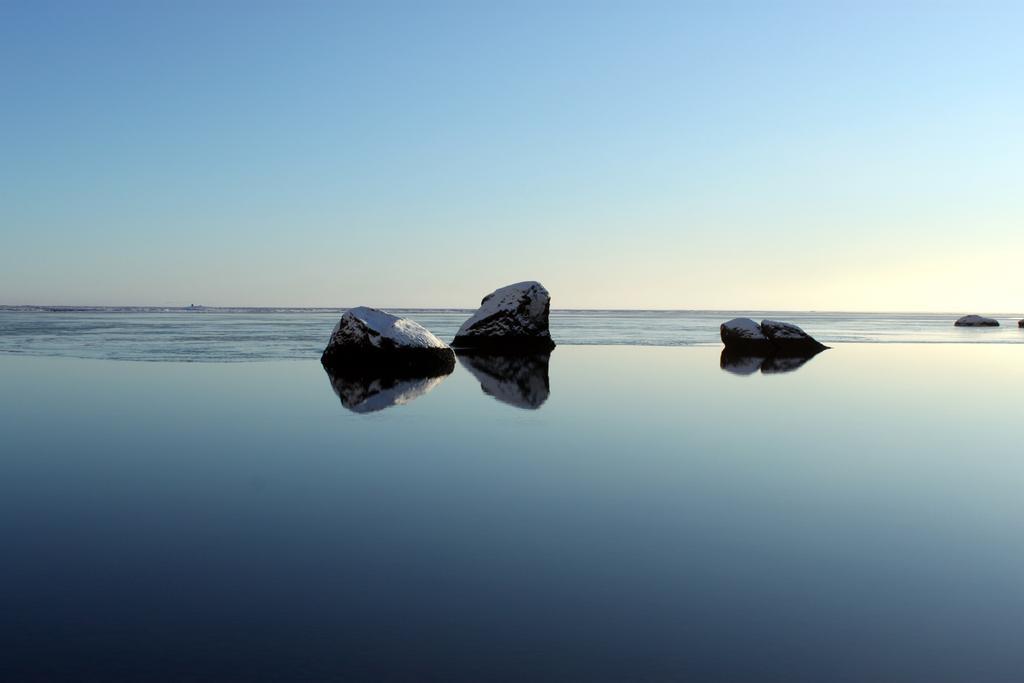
[721,317,767,339]
[456,281,550,336]
[332,306,449,349]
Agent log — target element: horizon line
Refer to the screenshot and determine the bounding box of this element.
[2,304,1022,317]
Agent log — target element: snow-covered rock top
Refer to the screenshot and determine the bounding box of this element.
[456,282,550,336]
[453,281,555,351]
[721,317,768,340]
[321,306,455,376]
[954,315,999,327]
[330,306,449,349]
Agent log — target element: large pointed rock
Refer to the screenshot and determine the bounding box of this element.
[452,281,555,352]
[955,315,999,327]
[321,306,455,376]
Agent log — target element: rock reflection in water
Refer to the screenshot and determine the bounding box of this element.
[457,351,551,409]
[720,348,824,376]
[325,368,450,413]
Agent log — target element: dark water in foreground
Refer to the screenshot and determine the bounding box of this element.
[2,345,1023,681]
[2,308,1023,361]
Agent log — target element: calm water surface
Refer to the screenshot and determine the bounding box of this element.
[2,344,1023,681]
[1,309,1023,361]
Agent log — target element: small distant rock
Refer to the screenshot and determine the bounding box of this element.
[720,318,773,353]
[954,315,999,327]
[760,319,829,353]
[452,281,555,352]
[1018,319,1023,329]
[321,306,455,376]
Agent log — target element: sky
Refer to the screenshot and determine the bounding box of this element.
[1,1,1022,311]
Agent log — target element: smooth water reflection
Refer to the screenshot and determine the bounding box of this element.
[325,368,452,413]
[2,345,1024,682]
[457,350,552,409]
[720,348,826,375]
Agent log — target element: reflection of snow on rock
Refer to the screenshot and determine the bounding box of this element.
[760,353,819,374]
[453,282,555,352]
[458,352,551,409]
[325,370,449,414]
[321,306,455,375]
[719,350,766,375]
[720,348,823,376]
[954,315,999,327]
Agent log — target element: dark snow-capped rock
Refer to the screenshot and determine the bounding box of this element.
[954,315,999,327]
[325,369,449,414]
[720,318,773,353]
[452,282,555,352]
[1019,319,1024,328]
[720,318,827,354]
[321,306,455,376]
[759,320,828,353]
[457,351,551,409]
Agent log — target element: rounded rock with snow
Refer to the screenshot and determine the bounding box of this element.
[321,306,455,375]
[720,317,773,352]
[452,281,555,352]
[954,315,999,327]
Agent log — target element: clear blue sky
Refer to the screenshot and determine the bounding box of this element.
[2,1,1021,310]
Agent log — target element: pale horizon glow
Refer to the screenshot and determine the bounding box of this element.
[2,2,1022,313]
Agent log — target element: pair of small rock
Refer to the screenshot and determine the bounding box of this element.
[720,318,828,354]
[320,281,555,377]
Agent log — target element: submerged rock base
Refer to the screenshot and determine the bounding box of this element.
[451,335,555,353]
[320,347,456,377]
